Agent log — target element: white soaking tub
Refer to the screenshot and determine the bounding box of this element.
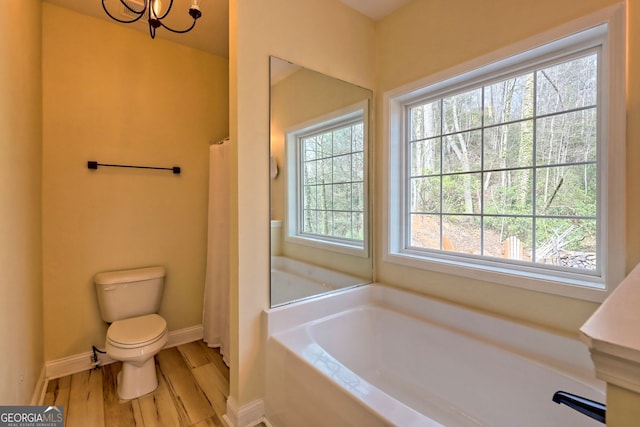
[270,256,367,306]
[265,284,604,427]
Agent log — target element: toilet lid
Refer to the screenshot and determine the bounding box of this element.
[107,314,167,347]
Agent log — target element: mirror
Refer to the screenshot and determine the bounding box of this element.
[270,56,373,307]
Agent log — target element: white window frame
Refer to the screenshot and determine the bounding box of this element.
[383,6,625,302]
[285,100,369,258]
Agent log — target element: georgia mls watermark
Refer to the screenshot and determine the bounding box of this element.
[0,406,63,427]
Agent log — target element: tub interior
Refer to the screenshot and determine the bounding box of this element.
[307,306,603,426]
[266,284,604,427]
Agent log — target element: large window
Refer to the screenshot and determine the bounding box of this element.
[408,52,598,269]
[385,17,625,301]
[286,102,368,256]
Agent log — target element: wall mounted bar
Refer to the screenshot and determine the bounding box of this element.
[552,391,606,423]
[87,161,181,174]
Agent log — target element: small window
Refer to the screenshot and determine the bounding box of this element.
[286,101,368,256]
[385,18,625,301]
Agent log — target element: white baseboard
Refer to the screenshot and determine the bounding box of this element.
[166,324,204,348]
[45,324,204,380]
[31,366,47,405]
[223,397,267,427]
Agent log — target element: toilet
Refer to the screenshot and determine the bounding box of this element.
[94,266,169,400]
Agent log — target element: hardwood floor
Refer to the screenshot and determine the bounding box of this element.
[43,341,230,427]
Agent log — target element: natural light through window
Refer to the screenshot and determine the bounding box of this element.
[385,17,625,301]
[286,102,368,256]
[408,52,598,271]
[301,120,365,241]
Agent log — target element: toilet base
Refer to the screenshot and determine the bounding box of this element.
[117,357,159,400]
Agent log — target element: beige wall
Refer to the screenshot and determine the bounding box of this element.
[42,4,228,361]
[607,385,640,427]
[607,0,640,422]
[376,0,640,419]
[230,0,375,407]
[627,0,640,285]
[0,0,44,404]
[374,0,631,336]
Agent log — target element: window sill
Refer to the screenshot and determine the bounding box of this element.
[383,251,608,303]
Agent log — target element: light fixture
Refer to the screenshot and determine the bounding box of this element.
[102,0,203,39]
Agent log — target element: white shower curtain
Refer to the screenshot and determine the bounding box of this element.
[203,139,230,366]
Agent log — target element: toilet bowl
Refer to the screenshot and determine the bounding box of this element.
[94,266,168,400]
[105,314,169,400]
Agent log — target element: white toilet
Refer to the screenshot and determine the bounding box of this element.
[94,266,169,400]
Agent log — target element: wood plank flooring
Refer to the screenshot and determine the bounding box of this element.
[43,341,230,427]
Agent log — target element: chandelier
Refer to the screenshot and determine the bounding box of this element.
[102,0,203,39]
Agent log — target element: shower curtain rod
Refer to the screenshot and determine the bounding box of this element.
[87,161,181,174]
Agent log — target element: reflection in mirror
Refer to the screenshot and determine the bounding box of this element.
[270,56,373,307]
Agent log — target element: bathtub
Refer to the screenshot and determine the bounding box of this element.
[270,256,367,306]
[265,284,604,426]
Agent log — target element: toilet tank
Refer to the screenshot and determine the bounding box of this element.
[95,266,165,323]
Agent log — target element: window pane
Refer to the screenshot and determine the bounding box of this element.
[333,212,352,238]
[333,126,352,155]
[411,177,440,213]
[536,53,598,115]
[483,121,534,170]
[443,130,482,173]
[353,152,364,181]
[318,158,332,183]
[304,209,317,233]
[442,173,481,214]
[536,164,597,216]
[410,214,440,249]
[333,184,352,210]
[411,137,441,176]
[352,182,364,211]
[333,154,352,183]
[483,169,533,215]
[353,123,364,152]
[319,133,332,157]
[535,218,597,270]
[443,215,481,254]
[411,101,441,140]
[398,43,603,280]
[304,160,317,184]
[483,216,533,260]
[443,89,482,132]
[303,185,317,210]
[317,210,332,235]
[484,74,534,125]
[304,137,319,161]
[536,108,597,165]
[295,114,365,246]
[316,184,330,210]
[352,212,364,240]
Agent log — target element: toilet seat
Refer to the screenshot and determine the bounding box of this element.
[107,314,167,349]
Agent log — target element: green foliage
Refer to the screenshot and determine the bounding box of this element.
[408,52,599,268]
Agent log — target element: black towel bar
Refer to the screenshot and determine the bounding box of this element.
[87,161,181,174]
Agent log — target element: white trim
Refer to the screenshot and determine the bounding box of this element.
[223,397,267,427]
[382,5,625,301]
[31,366,47,405]
[45,324,204,379]
[165,324,204,348]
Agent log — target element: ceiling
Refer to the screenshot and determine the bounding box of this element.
[43,0,410,57]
